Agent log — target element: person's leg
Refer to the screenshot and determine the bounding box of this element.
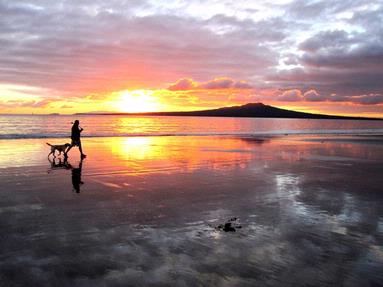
[79,141,86,157]
[65,144,74,156]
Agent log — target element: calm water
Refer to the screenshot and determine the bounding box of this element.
[0,136,382,286]
[0,115,383,139]
[1,115,383,286]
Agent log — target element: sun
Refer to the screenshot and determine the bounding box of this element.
[116,89,161,113]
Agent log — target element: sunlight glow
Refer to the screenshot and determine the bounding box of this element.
[115,90,162,113]
[114,137,154,160]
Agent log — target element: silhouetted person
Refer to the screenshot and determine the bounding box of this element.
[72,159,84,193]
[65,120,86,158]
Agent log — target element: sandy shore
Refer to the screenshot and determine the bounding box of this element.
[0,135,383,286]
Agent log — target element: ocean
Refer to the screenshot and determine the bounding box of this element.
[1,114,383,285]
[1,114,383,139]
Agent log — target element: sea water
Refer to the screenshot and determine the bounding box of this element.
[0,114,382,139]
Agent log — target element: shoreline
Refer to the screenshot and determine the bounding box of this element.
[1,131,383,141]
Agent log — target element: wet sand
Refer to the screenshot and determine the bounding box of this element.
[0,135,383,286]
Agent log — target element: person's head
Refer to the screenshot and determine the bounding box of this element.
[73,120,79,126]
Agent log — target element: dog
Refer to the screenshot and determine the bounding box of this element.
[46,142,70,157]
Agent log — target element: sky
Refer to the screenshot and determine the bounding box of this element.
[0,0,382,117]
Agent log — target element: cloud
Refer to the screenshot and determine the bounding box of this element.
[277,89,303,102]
[0,1,276,96]
[303,89,326,102]
[60,104,74,109]
[326,93,383,105]
[0,0,383,114]
[327,94,348,102]
[168,77,253,91]
[348,94,383,105]
[299,30,353,53]
[265,2,383,107]
[234,81,253,89]
[0,98,53,108]
[276,89,383,106]
[168,78,197,91]
[200,78,236,89]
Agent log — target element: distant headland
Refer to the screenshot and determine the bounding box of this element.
[75,103,382,121]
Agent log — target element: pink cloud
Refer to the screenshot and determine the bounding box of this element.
[303,89,325,101]
[277,89,303,101]
[0,99,53,108]
[168,78,197,91]
[200,78,235,89]
[233,81,253,89]
[167,77,253,91]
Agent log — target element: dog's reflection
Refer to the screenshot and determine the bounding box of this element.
[48,157,84,193]
[48,157,72,171]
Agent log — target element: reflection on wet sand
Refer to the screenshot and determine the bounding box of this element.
[107,136,274,174]
[71,159,84,193]
[47,157,84,193]
[48,157,71,171]
[0,136,383,286]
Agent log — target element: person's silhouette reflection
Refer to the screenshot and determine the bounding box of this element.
[71,159,84,193]
[47,157,84,193]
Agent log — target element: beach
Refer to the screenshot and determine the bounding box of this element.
[1,135,383,286]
